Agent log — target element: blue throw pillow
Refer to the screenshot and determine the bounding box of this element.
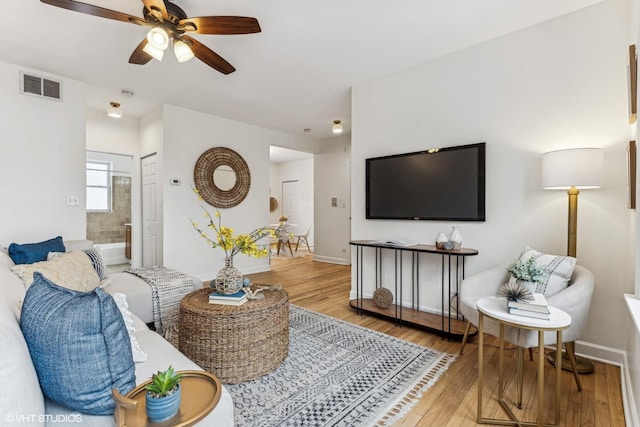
[8,236,65,265]
[20,273,135,415]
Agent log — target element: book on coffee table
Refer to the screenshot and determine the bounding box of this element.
[209,290,248,306]
[209,290,246,299]
[209,298,248,306]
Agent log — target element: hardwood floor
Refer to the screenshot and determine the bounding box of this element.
[246,255,626,427]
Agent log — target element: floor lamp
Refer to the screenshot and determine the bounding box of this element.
[542,147,603,374]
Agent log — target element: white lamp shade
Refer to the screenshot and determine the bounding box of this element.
[174,39,195,63]
[332,120,343,134]
[146,27,169,50]
[542,148,603,190]
[143,43,164,61]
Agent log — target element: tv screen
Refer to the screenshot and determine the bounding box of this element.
[366,142,485,221]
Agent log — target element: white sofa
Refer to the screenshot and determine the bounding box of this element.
[0,240,234,427]
[65,239,199,325]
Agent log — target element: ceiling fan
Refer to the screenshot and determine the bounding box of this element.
[40,0,261,74]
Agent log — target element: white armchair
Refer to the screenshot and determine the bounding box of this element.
[459,264,594,390]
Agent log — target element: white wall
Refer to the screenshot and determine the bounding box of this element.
[159,104,318,280]
[0,61,86,244]
[352,0,631,353]
[314,135,351,264]
[269,162,281,224]
[625,0,640,423]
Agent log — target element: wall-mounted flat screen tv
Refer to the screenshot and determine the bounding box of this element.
[366,142,486,221]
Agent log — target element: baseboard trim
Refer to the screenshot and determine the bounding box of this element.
[574,340,625,367]
[621,352,638,427]
[241,264,272,274]
[313,255,349,265]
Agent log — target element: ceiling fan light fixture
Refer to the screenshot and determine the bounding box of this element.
[174,39,195,63]
[40,0,261,74]
[332,120,343,134]
[146,26,169,50]
[107,102,122,119]
[143,42,165,61]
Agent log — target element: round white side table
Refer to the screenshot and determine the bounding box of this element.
[476,296,571,427]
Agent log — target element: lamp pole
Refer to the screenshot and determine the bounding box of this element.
[558,186,594,373]
[543,148,603,376]
[567,187,579,257]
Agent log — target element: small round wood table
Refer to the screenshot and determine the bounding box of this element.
[179,286,289,384]
[112,370,221,427]
[476,297,571,427]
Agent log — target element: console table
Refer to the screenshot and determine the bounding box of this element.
[349,240,478,339]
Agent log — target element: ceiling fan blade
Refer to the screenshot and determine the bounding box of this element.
[142,0,168,20]
[129,39,153,65]
[40,0,144,25]
[179,16,261,35]
[183,35,235,74]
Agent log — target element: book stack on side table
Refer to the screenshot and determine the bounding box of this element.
[209,290,248,306]
[507,293,550,320]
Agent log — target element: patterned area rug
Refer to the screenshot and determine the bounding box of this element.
[225,305,456,426]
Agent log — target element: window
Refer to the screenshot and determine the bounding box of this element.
[86,160,112,212]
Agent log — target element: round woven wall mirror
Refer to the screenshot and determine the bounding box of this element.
[194,147,251,208]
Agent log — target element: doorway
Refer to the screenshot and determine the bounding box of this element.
[282,180,300,223]
[85,150,133,268]
[269,146,314,252]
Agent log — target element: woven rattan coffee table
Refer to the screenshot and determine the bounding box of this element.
[179,286,289,384]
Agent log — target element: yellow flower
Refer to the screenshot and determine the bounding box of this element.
[190,190,270,259]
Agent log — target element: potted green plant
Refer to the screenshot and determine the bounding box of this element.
[145,366,184,423]
[506,256,548,293]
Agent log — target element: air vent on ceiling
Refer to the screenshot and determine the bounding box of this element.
[20,72,62,101]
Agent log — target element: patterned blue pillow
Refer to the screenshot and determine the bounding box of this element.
[84,248,108,281]
[20,273,135,415]
[8,236,65,265]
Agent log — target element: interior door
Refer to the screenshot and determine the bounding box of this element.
[282,180,299,224]
[141,154,160,266]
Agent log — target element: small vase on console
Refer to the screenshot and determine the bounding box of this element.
[449,226,462,250]
[435,232,448,249]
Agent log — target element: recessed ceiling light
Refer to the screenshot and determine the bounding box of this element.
[303,128,311,133]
